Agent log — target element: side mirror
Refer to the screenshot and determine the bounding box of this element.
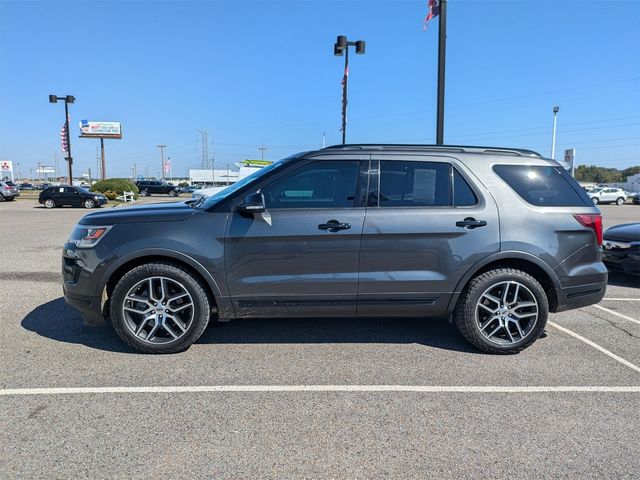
[238,192,266,214]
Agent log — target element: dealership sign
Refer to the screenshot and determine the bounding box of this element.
[79,120,122,139]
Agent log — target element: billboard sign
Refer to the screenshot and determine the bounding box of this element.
[79,120,122,139]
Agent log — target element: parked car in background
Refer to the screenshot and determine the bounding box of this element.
[0,181,20,201]
[39,185,108,208]
[602,223,640,276]
[180,186,197,193]
[587,187,627,205]
[63,144,607,355]
[135,180,181,197]
[631,193,640,205]
[18,183,35,190]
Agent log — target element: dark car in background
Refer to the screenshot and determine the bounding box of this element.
[602,223,640,276]
[39,185,108,209]
[0,181,20,201]
[18,183,35,190]
[135,180,180,197]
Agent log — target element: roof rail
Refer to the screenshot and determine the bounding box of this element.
[322,144,542,158]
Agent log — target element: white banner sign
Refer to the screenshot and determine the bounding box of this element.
[79,120,122,138]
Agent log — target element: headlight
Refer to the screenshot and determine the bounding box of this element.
[69,225,112,248]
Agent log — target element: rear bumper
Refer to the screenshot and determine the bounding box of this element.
[555,280,607,313]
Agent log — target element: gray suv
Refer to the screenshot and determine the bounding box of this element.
[62,145,607,354]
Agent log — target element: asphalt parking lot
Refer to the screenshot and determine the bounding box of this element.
[1,198,639,478]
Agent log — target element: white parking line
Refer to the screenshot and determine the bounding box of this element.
[603,298,640,301]
[1,385,639,396]
[548,321,640,374]
[591,304,640,326]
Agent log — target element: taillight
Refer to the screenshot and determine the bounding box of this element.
[574,214,603,246]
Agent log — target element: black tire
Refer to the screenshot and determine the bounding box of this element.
[592,197,599,205]
[6,196,14,201]
[454,268,549,354]
[168,189,177,197]
[616,197,625,206]
[44,198,56,209]
[84,199,95,209]
[140,189,149,196]
[110,262,212,354]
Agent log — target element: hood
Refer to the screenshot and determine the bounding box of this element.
[79,201,196,225]
[603,223,640,243]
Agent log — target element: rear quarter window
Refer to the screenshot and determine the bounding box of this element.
[493,165,592,207]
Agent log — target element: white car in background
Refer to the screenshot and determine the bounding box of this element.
[191,161,271,200]
[587,187,628,205]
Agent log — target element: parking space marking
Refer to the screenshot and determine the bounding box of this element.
[1,385,640,396]
[602,298,640,301]
[548,321,640,374]
[591,304,640,326]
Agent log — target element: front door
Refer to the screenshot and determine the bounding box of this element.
[357,155,500,317]
[224,157,368,317]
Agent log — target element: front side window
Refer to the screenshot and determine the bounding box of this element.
[262,160,360,209]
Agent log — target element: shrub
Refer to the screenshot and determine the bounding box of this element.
[91,179,139,200]
[178,182,189,188]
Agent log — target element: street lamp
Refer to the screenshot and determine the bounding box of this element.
[551,106,559,160]
[334,35,365,144]
[49,94,75,184]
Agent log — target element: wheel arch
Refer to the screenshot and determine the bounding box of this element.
[99,250,223,317]
[447,252,561,314]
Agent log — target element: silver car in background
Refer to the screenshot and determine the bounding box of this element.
[0,181,20,201]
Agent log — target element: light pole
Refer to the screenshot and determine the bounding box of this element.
[157,144,167,180]
[49,94,75,184]
[258,145,268,161]
[551,106,559,160]
[334,35,365,144]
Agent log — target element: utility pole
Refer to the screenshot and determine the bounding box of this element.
[157,144,167,180]
[133,163,137,179]
[49,95,75,183]
[37,162,41,182]
[322,132,326,148]
[95,146,100,180]
[258,145,268,161]
[435,0,447,145]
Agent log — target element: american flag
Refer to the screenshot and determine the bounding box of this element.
[423,0,440,31]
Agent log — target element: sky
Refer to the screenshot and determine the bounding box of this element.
[0,0,639,179]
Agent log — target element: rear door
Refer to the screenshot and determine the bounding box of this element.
[357,155,500,317]
[224,156,368,317]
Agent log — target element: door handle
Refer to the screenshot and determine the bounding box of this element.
[456,217,487,229]
[318,219,351,231]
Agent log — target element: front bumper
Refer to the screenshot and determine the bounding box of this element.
[62,243,108,326]
[63,288,106,326]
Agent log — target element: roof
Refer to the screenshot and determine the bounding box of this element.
[322,144,543,158]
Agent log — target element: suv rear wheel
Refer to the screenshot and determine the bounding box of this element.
[454,268,548,354]
[110,262,212,353]
[168,189,177,196]
[139,189,149,196]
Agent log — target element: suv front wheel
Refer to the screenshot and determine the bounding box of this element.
[110,262,212,353]
[454,268,548,354]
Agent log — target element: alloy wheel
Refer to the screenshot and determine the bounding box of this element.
[475,281,538,346]
[122,276,195,345]
[45,199,55,208]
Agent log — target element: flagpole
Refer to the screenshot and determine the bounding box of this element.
[436,0,447,145]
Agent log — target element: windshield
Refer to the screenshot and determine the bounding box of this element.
[199,158,288,209]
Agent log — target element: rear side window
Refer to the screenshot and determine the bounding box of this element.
[493,165,592,207]
[378,161,478,207]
